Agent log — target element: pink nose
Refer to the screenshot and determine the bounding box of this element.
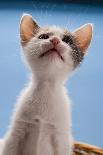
[50,37,60,46]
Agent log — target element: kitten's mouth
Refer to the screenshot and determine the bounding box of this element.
[39,48,64,61]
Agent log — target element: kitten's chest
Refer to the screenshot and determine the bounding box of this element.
[31,87,67,117]
[21,85,70,129]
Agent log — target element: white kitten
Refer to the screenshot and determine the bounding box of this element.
[0,14,92,155]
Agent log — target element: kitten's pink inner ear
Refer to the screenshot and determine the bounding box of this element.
[20,14,39,45]
[73,24,93,53]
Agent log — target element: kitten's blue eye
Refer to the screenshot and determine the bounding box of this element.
[62,35,73,45]
[38,34,49,39]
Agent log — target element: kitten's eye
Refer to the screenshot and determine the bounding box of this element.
[62,35,73,45]
[38,34,49,39]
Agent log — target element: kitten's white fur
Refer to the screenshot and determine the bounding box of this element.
[1,26,75,155]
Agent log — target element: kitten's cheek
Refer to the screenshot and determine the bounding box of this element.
[57,43,68,53]
[41,42,53,51]
[57,44,68,57]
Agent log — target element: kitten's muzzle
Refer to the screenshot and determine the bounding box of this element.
[39,48,64,61]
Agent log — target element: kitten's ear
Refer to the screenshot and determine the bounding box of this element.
[73,24,93,53]
[20,14,39,45]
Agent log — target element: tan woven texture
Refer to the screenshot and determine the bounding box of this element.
[73,142,103,155]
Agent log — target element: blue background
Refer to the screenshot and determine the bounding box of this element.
[0,0,103,148]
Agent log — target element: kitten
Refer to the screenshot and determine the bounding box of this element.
[0,14,92,155]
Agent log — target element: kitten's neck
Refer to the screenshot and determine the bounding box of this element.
[31,73,65,90]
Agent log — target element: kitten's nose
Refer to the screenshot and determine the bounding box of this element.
[50,37,60,46]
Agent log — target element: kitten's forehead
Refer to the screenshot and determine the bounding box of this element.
[39,26,69,36]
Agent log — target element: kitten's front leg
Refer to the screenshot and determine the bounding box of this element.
[1,135,20,155]
[52,132,73,155]
[1,121,26,155]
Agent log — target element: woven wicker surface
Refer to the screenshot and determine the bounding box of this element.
[73,142,103,155]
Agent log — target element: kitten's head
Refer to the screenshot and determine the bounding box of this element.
[20,14,93,81]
